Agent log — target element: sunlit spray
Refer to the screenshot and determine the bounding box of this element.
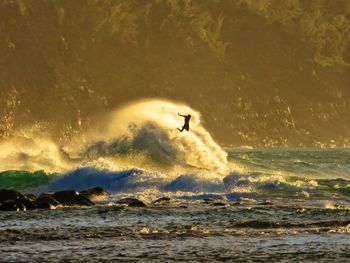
[0,99,229,177]
[66,99,229,175]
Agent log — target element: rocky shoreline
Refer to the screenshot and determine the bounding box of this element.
[0,187,147,211]
[0,187,277,212]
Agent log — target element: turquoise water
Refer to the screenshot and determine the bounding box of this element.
[2,148,350,200]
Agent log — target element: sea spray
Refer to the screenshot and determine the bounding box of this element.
[0,99,229,176]
[64,99,229,175]
[0,134,70,173]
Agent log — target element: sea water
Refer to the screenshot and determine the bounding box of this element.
[0,100,349,262]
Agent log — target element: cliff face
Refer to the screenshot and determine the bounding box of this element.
[1,0,350,147]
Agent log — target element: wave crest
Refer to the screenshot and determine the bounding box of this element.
[0,99,229,177]
[65,99,229,174]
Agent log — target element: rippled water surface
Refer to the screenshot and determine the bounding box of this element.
[1,149,350,262]
[1,201,350,262]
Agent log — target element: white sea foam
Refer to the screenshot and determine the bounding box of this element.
[0,99,229,177]
[64,99,229,176]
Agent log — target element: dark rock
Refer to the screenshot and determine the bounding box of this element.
[35,202,53,209]
[52,190,95,206]
[25,194,37,202]
[79,187,110,201]
[334,204,344,209]
[36,196,61,206]
[0,189,25,203]
[0,200,26,211]
[35,196,62,209]
[38,192,54,198]
[116,198,146,207]
[0,189,36,210]
[202,198,214,204]
[21,199,37,210]
[153,197,171,204]
[260,200,273,205]
[212,202,227,206]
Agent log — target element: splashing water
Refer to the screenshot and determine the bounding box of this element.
[0,133,70,173]
[2,100,350,204]
[0,99,229,176]
[63,99,229,174]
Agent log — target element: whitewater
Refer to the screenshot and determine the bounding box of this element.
[1,99,350,262]
[0,99,228,171]
[0,99,350,200]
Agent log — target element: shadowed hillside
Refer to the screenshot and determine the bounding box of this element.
[0,0,349,147]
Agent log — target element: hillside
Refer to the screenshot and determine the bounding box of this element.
[0,0,349,147]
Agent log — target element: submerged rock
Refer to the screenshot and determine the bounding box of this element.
[79,187,110,201]
[259,200,273,206]
[52,190,95,206]
[202,198,214,204]
[153,197,171,204]
[117,198,146,207]
[212,202,227,206]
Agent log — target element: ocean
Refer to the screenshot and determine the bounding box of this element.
[1,148,350,262]
[0,101,350,262]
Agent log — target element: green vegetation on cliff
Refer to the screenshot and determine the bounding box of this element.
[1,0,349,147]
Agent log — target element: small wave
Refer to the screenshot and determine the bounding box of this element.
[233,219,350,229]
[293,160,317,168]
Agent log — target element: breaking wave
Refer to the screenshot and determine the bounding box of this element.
[0,99,229,175]
[1,99,349,202]
[64,99,229,174]
[2,167,350,204]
